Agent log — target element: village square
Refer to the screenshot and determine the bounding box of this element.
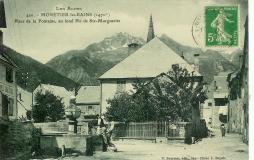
[0,0,250,160]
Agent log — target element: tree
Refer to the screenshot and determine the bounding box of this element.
[160,64,207,138]
[32,90,65,122]
[105,82,159,122]
[105,64,207,138]
[105,92,137,122]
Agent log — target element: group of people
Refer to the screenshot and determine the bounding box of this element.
[97,115,117,152]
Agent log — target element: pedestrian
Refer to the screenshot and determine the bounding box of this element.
[220,123,226,137]
[97,115,108,151]
[106,121,116,148]
[97,115,117,152]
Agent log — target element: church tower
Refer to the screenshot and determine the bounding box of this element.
[146,15,155,43]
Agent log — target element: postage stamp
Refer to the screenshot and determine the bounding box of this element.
[205,6,238,47]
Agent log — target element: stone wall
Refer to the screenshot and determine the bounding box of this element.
[34,121,68,134]
[0,121,40,160]
[211,105,220,128]
[228,98,244,133]
[40,134,97,156]
[34,121,90,135]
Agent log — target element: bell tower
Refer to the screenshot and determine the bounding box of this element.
[0,0,6,46]
[146,15,155,43]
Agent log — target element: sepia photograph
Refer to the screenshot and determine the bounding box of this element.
[0,0,251,159]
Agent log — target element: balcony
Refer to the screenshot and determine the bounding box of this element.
[0,80,15,97]
[213,92,228,99]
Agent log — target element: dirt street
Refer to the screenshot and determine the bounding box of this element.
[59,129,248,160]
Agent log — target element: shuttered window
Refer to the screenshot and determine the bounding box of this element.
[6,67,13,83]
[8,98,13,116]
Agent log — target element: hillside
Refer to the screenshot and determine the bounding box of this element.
[46,32,238,85]
[160,35,238,82]
[46,32,145,85]
[2,45,78,92]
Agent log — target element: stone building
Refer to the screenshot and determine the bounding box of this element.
[76,86,100,119]
[98,16,200,114]
[17,86,32,120]
[200,72,229,128]
[227,17,248,143]
[0,30,18,126]
[211,73,229,128]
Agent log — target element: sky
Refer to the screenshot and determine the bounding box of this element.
[1,0,248,63]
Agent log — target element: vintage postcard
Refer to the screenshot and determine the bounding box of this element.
[0,0,250,160]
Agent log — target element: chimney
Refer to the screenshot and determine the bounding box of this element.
[128,42,140,53]
[194,53,200,72]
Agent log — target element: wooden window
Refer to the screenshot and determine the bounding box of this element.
[2,94,8,117]
[18,93,22,101]
[6,67,13,83]
[88,106,93,110]
[214,98,228,106]
[8,98,14,116]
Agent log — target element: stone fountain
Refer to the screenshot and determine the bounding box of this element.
[65,96,81,134]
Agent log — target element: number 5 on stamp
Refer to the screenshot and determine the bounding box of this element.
[205,6,238,47]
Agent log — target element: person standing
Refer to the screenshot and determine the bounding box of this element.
[106,121,115,147]
[97,115,117,151]
[97,115,107,151]
[220,123,226,137]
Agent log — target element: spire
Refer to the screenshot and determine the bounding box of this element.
[147,15,155,42]
[0,0,6,28]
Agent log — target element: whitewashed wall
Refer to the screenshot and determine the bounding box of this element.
[201,99,214,126]
[100,79,136,114]
[17,86,32,119]
[0,63,17,119]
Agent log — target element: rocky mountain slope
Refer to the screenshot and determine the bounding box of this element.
[160,34,238,82]
[46,32,145,85]
[2,45,78,92]
[46,32,238,85]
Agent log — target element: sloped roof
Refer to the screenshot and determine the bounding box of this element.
[34,84,74,106]
[40,84,72,96]
[99,37,199,79]
[214,72,230,93]
[76,86,100,104]
[0,50,18,68]
[0,53,9,63]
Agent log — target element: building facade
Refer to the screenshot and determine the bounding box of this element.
[227,17,248,143]
[0,31,18,125]
[200,73,229,128]
[212,73,229,128]
[76,86,100,119]
[17,86,32,120]
[99,16,200,114]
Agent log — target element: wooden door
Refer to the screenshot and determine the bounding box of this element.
[2,94,8,118]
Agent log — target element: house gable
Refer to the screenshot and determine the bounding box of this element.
[99,37,200,80]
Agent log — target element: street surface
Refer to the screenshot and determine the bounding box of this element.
[38,129,249,160]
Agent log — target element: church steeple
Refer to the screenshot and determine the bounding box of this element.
[146,15,155,43]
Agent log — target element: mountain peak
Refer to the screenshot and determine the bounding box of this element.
[47,33,238,85]
[103,32,145,45]
[85,32,145,54]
